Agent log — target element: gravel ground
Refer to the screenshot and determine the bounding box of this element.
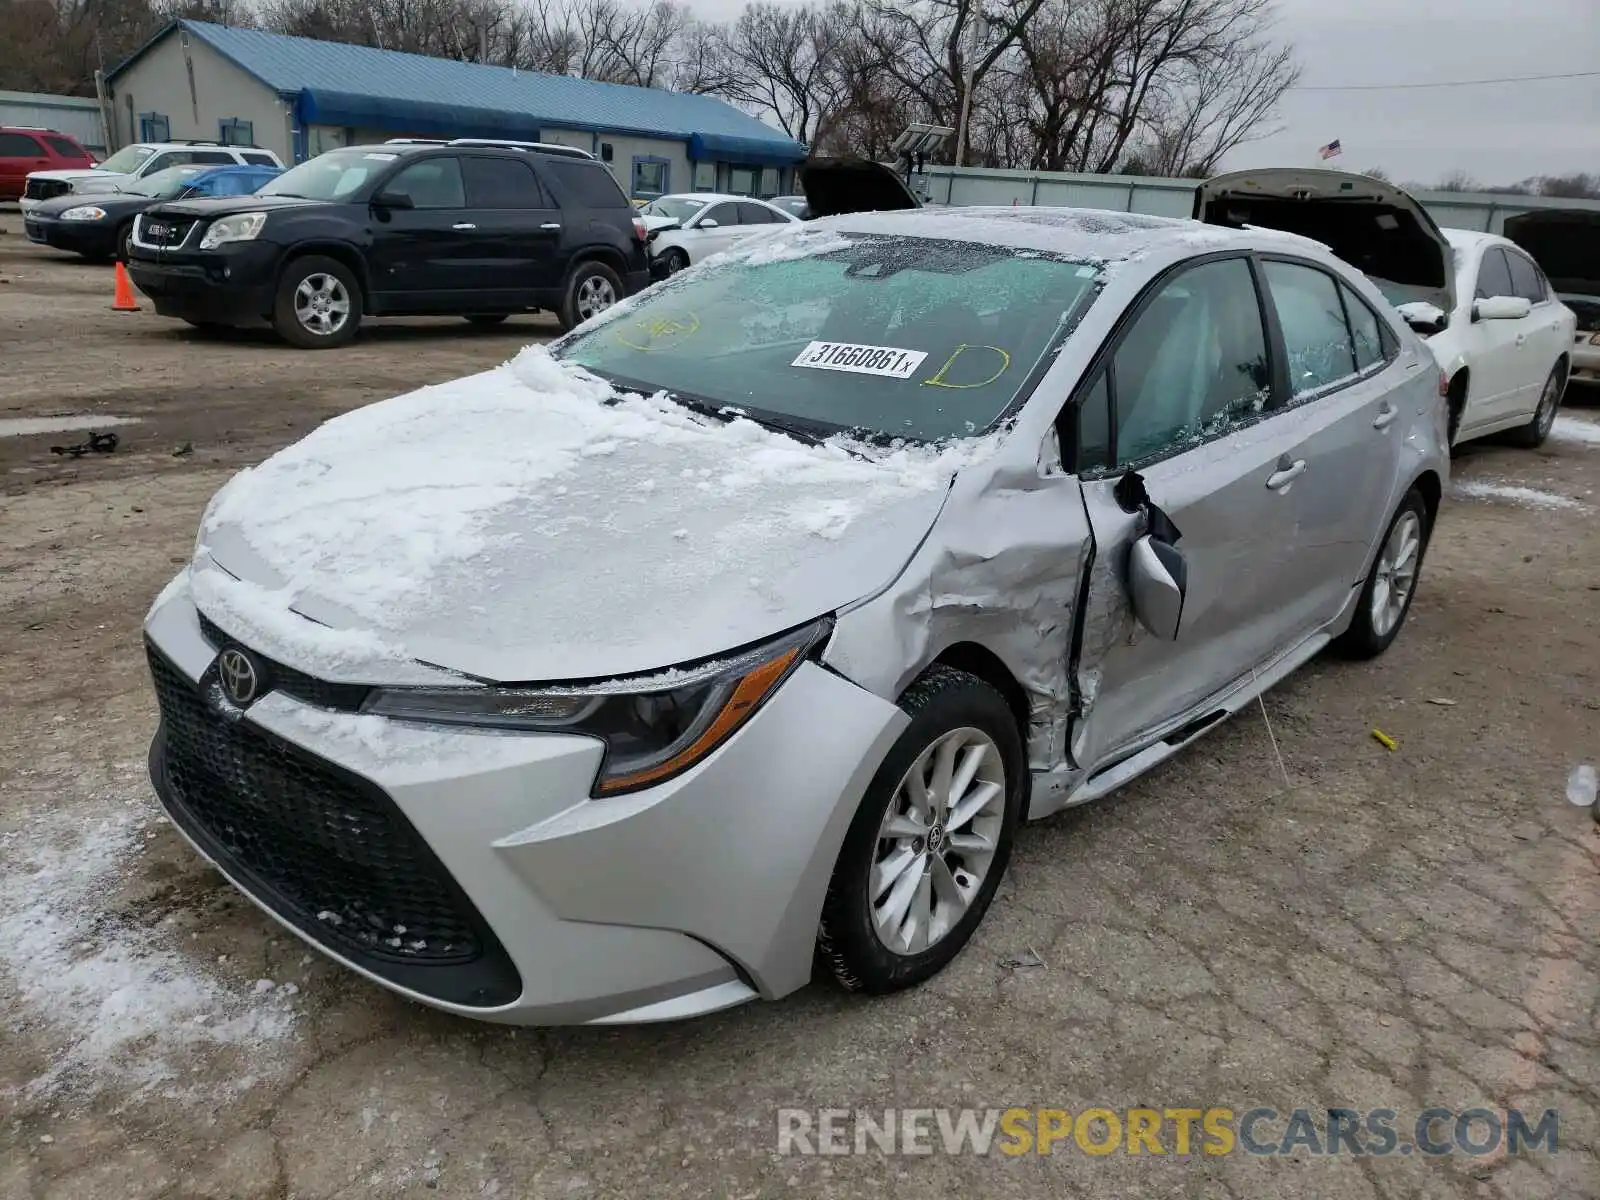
[1,213,1597,1200]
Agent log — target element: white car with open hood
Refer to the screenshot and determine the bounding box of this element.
[1196,169,1576,448]
[1500,207,1600,389]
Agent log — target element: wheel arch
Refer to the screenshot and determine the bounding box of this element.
[277,242,371,308]
[927,641,1031,747]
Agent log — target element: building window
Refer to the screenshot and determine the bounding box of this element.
[599,142,614,162]
[138,112,170,142]
[631,156,670,199]
[760,167,779,197]
[692,161,715,191]
[218,118,254,146]
[728,166,758,196]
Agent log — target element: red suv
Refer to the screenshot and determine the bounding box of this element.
[0,127,94,201]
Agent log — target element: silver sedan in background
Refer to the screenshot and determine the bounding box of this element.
[143,206,1448,1024]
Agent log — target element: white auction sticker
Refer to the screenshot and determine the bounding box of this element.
[791,341,927,379]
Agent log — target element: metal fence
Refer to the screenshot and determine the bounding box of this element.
[0,89,107,154]
[916,165,1600,235]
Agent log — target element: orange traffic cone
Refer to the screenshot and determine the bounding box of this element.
[112,261,140,312]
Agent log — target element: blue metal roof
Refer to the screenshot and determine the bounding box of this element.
[110,21,806,164]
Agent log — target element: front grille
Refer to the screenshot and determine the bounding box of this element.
[197,611,370,711]
[148,645,520,1007]
[24,178,70,201]
[139,214,197,247]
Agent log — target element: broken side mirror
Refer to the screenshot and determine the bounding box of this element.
[1115,469,1187,640]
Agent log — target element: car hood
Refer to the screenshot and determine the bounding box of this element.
[1195,168,1453,311]
[29,167,126,189]
[145,193,322,219]
[800,157,921,218]
[1502,208,1600,315]
[189,345,977,686]
[30,191,153,219]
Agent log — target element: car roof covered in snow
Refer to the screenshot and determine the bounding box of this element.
[820,204,1335,263]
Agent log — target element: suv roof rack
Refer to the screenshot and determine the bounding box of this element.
[385,138,448,145]
[448,138,595,160]
[168,138,227,146]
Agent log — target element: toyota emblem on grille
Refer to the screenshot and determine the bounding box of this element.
[217,648,261,706]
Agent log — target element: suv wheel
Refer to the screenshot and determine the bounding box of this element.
[273,255,362,349]
[116,221,135,264]
[558,261,623,331]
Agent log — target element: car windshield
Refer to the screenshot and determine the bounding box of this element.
[127,167,204,198]
[559,234,1102,442]
[641,196,709,223]
[97,145,155,174]
[257,147,395,200]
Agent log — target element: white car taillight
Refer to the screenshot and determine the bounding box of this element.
[631,216,648,242]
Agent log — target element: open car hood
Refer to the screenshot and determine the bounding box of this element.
[1503,208,1600,326]
[800,157,921,219]
[1195,168,1453,312]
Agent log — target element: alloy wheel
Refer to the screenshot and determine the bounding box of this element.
[1370,510,1422,638]
[576,275,617,321]
[1535,373,1560,438]
[294,273,351,337]
[869,727,1006,956]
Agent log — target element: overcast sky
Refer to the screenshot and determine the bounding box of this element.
[689,0,1598,186]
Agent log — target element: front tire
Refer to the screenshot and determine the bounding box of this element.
[556,260,623,332]
[661,248,689,277]
[116,221,134,264]
[1332,487,1431,660]
[272,255,362,349]
[1507,363,1565,449]
[818,666,1026,995]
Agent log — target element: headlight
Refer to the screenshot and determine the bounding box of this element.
[363,619,831,795]
[199,212,268,250]
[60,205,107,221]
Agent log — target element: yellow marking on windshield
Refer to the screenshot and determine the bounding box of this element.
[923,344,1012,389]
[614,312,701,351]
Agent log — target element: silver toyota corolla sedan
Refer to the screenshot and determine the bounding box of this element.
[143,206,1449,1025]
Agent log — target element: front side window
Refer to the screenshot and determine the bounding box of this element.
[559,234,1102,442]
[1111,257,1271,465]
[1262,260,1358,396]
[385,157,465,208]
[1475,247,1515,300]
[1505,251,1547,303]
[698,202,738,227]
[45,136,83,158]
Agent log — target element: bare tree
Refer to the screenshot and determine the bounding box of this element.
[1434,169,1480,193]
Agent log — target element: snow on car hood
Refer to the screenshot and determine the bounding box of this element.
[191,346,981,685]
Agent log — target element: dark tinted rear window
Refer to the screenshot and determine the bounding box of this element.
[241,151,276,166]
[45,136,84,157]
[0,132,45,156]
[545,160,630,209]
[463,156,553,208]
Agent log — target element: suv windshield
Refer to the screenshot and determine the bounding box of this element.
[128,166,204,198]
[559,234,1102,441]
[98,145,155,174]
[258,147,396,200]
[641,196,709,223]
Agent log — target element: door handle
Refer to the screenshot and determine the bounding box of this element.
[1265,457,1306,490]
[452,222,477,230]
[540,222,562,230]
[1372,404,1397,430]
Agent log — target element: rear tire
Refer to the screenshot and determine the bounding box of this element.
[817,666,1026,996]
[1507,363,1565,448]
[556,260,623,332]
[272,255,362,349]
[1332,487,1431,660]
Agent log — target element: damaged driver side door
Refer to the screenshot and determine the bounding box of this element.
[1064,254,1315,775]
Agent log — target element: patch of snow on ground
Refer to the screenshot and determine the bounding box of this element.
[1551,415,1600,447]
[1452,480,1584,511]
[0,783,297,1103]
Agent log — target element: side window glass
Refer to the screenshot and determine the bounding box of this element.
[1073,371,1111,473]
[700,203,737,227]
[1339,280,1389,371]
[739,202,778,225]
[387,157,465,208]
[193,151,234,165]
[144,152,179,173]
[462,157,546,208]
[1475,248,1514,300]
[1111,257,1270,466]
[1506,252,1545,303]
[1262,260,1358,396]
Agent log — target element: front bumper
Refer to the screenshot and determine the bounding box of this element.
[22,215,117,257]
[1571,336,1600,383]
[128,243,281,325]
[143,577,905,1025]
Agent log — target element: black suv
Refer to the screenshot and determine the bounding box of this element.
[126,139,651,348]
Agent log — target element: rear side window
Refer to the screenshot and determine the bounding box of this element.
[545,160,630,209]
[462,157,553,208]
[1262,260,1358,396]
[241,151,277,166]
[1475,248,1515,300]
[1339,280,1389,371]
[1505,251,1547,303]
[45,136,83,157]
[738,202,782,225]
[0,132,45,156]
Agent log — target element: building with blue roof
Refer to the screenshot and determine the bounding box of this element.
[104,20,808,201]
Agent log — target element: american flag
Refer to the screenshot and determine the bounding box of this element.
[1318,139,1343,160]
